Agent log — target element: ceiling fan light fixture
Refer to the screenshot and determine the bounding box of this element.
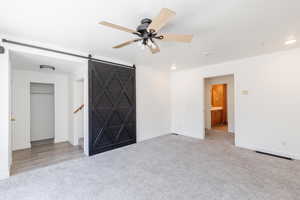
[141,44,146,50]
[137,41,145,49]
[148,40,156,49]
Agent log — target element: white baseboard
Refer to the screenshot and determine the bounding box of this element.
[12,143,31,151]
[137,132,170,142]
[172,132,204,140]
[54,138,68,144]
[255,148,298,160]
[236,143,299,160]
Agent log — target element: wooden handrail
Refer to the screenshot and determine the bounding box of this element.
[73,104,84,114]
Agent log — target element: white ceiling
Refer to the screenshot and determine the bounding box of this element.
[1,0,300,69]
[10,51,84,74]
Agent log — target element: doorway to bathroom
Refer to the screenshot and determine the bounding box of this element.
[204,74,235,145]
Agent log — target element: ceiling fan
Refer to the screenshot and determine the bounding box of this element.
[99,8,193,54]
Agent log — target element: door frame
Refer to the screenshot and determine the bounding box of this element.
[11,80,57,151]
[203,73,236,140]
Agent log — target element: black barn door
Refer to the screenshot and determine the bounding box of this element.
[88,60,136,155]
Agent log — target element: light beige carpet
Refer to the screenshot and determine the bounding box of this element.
[0,133,300,200]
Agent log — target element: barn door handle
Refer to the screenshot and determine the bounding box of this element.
[73,104,84,114]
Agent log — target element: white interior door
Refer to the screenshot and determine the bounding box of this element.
[30,83,55,142]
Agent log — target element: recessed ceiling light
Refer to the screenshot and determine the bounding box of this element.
[285,39,297,45]
[171,65,177,70]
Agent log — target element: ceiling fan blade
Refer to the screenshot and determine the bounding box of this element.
[113,39,141,49]
[99,21,138,34]
[148,8,176,33]
[160,34,193,43]
[147,41,160,54]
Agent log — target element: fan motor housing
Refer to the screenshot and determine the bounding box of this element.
[141,18,152,24]
[136,18,152,33]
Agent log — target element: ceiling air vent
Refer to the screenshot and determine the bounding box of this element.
[40,65,55,71]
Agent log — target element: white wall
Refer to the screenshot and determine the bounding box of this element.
[82,69,89,155]
[0,46,10,180]
[171,47,300,159]
[71,79,84,146]
[12,70,70,150]
[75,80,84,139]
[68,76,74,145]
[204,75,235,132]
[170,70,204,139]
[136,65,171,142]
[72,68,89,155]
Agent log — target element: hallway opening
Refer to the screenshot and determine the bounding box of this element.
[9,50,87,175]
[204,74,235,145]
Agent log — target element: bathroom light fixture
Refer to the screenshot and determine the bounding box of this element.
[40,65,55,71]
[285,39,297,45]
